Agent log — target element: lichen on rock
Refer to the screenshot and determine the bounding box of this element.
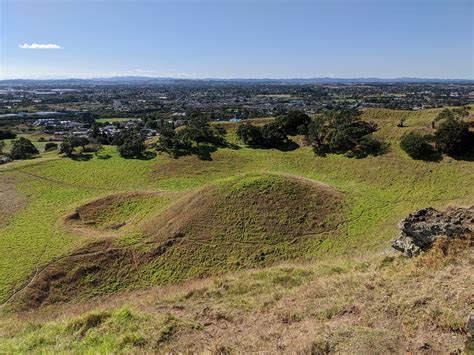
[392,206,473,257]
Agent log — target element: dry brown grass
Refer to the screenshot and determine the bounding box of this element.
[2,239,471,353]
[0,175,27,227]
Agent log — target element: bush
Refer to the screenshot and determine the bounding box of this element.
[82,144,101,153]
[354,134,385,158]
[0,130,16,140]
[59,136,90,157]
[276,110,311,135]
[118,132,146,158]
[59,141,74,156]
[236,123,263,147]
[434,118,470,156]
[260,122,288,148]
[305,108,383,158]
[400,131,436,160]
[44,142,58,151]
[10,137,39,160]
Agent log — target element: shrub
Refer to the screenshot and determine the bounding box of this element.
[0,130,16,140]
[236,123,263,147]
[276,110,311,135]
[82,144,101,153]
[118,132,146,158]
[260,122,288,148]
[434,118,471,156]
[59,141,74,156]
[10,137,39,160]
[305,108,383,158]
[400,131,435,160]
[237,121,289,148]
[44,142,58,151]
[354,134,385,158]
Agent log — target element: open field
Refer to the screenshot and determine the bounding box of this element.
[0,108,472,352]
[1,133,54,153]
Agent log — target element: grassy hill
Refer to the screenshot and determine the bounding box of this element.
[0,108,472,352]
[12,173,346,309]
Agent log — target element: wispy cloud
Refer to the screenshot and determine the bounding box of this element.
[19,43,62,49]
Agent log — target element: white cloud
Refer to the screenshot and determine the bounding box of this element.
[19,43,62,49]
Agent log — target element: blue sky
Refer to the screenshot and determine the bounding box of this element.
[1,0,472,79]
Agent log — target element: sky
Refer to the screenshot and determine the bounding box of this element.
[0,0,473,79]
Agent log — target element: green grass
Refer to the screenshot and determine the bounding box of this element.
[1,133,52,153]
[0,108,473,306]
[1,242,471,353]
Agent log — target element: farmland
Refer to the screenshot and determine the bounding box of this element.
[0,108,473,352]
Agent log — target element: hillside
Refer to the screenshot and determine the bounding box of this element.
[11,174,346,309]
[0,108,473,352]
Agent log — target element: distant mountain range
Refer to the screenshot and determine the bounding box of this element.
[0,76,473,86]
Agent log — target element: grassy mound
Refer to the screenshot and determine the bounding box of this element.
[13,174,346,309]
[142,174,346,278]
[65,192,167,233]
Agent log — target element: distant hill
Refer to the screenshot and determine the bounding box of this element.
[0,76,473,86]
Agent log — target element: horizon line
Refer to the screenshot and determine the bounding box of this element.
[1,75,473,81]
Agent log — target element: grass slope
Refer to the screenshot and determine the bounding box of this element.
[0,108,472,306]
[0,239,471,353]
[13,174,346,308]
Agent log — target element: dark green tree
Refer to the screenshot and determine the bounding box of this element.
[260,122,288,148]
[236,123,263,147]
[44,142,58,151]
[400,131,435,160]
[276,110,311,135]
[0,130,16,140]
[10,137,39,160]
[117,131,146,158]
[59,141,74,156]
[434,117,470,156]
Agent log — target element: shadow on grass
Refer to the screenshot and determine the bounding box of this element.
[96,154,112,160]
[449,147,474,162]
[244,139,300,152]
[122,151,157,160]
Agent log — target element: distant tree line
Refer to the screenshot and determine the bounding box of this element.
[236,109,386,158]
[155,111,228,159]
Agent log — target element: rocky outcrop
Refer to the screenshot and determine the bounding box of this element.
[391,206,473,257]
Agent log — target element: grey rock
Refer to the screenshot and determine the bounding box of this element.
[391,206,473,257]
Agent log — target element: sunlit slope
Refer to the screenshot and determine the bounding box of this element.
[0,108,473,305]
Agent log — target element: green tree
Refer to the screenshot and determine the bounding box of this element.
[10,137,39,160]
[236,123,263,147]
[260,122,288,148]
[276,110,311,135]
[304,108,382,157]
[118,131,146,158]
[400,131,436,160]
[44,142,58,151]
[59,141,74,156]
[0,130,16,140]
[434,118,470,156]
